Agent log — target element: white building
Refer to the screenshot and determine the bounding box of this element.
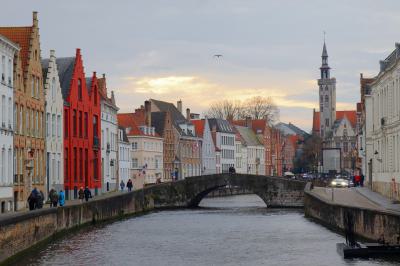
[118,126,131,188]
[97,75,119,193]
[41,50,63,195]
[235,125,265,175]
[208,118,235,173]
[364,43,400,200]
[0,34,18,213]
[192,117,216,175]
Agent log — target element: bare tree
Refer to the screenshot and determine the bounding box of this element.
[206,96,279,124]
[241,96,279,123]
[205,100,243,120]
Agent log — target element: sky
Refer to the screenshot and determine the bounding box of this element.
[1,0,400,132]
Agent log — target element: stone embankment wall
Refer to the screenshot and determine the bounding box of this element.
[0,182,186,263]
[304,184,400,243]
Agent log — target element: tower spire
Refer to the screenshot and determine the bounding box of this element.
[320,33,330,79]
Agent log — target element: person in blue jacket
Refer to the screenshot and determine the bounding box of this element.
[58,190,65,206]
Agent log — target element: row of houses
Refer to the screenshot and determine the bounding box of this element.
[0,12,305,213]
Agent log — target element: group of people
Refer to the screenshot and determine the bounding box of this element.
[27,187,45,210]
[119,179,134,191]
[28,186,93,211]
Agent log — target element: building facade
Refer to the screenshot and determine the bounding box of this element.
[365,43,400,200]
[150,99,201,179]
[117,126,131,188]
[41,50,63,194]
[57,49,101,199]
[208,118,235,173]
[235,125,265,175]
[0,34,18,213]
[0,12,46,210]
[192,118,216,175]
[98,75,119,193]
[118,109,164,188]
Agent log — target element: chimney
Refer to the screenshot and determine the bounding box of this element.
[245,116,252,128]
[186,108,190,120]
[177,100,182,114]
[103,73,106,79]
[33,11,38,27]
[145,100,151,127]
[93,71,97,78]
[76,48,81,56]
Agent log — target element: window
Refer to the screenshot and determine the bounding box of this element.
[325,95,329,103]
[64,110,68,138]
[64,148,68,181]
[31,76,34,97]
[78,79,82,100]
[7,59,11,85]
[79,148,83,181]
[79,111,82,138]
[73,148,77,182]
[85,149,88,181]
[343,142,348,153]
[73,109,77,137]
[52,114,56,137]
[325,119,329,127]
[93,115,98,137]
[132,158,138,168]
[57,115,61,138]
[14,104,17,133]
[1,95,5,126]
[19,106,23,134]
[84,112,88,138]
[1,56,5,82]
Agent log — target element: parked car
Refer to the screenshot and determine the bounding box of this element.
[330,178,349,188]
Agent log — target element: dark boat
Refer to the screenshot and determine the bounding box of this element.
[337,242,400,259]
[337,212,400,259]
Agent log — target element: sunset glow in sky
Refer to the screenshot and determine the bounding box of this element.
[2,0,400,131]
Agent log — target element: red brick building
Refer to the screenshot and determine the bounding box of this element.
[57,49,101,199]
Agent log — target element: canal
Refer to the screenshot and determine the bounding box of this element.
[19,194,399,265]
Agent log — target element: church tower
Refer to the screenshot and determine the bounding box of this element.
[318,41,336,139]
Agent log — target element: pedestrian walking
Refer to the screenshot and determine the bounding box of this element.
[360,174,365,187]
[27,187,39,211]
[49,189,58,207]
[84,187,92,202]
[120,180,125,191]
[58,190,65,207]
[127,179,133,192]
[78,187,85,202]
[36,190,44,209]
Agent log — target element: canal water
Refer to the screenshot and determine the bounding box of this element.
[20,195,399,266]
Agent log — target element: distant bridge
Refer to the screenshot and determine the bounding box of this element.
[144,173,307,208]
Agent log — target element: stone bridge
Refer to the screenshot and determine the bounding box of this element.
[0,173,307,263]
[145,173,307,208]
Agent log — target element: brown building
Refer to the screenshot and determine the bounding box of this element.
[150,99,201,179]
[0,12,46,210]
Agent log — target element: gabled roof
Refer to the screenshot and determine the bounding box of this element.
[276,122,308,137]
[151,112,166,137]
[208,118,234,134]
[150,99,195,137]
[312,110,357,133]
[0,27,32,71]
[232,119,268,135]
[117,113,142,136]
[41,58,50,80]
[235,125,262,146]
[191,119,205,137]
[56,57,76,100]
[117,113,160,137]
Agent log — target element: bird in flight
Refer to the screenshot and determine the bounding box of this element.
[214,54,223,58]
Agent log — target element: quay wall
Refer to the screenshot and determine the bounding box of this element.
[304,184,400,243]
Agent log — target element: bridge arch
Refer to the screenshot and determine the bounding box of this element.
[182,174,306,208]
